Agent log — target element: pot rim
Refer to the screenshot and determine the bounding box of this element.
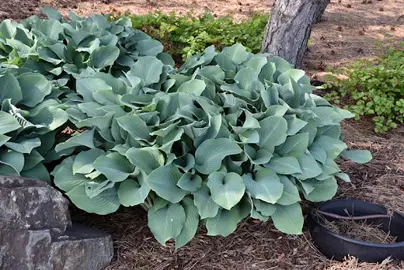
[310,199,404,248]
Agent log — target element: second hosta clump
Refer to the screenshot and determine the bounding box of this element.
[52,44,371,247]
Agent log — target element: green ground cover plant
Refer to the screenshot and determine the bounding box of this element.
[124,12,268,60]
[0,9,371,248]
[324,48,404,133]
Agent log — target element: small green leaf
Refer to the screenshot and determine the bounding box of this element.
[341,150,372,164]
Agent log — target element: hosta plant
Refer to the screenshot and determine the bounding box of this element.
[51,43,372,247]
[0,67,68,181]
[0,8,173,87]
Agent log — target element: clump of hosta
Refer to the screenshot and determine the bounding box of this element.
[52,43,371,248]
[0,67,68,181]
[0,8,173,87]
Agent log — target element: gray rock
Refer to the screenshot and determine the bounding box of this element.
[0,176,71,231]
[51,223,114,270]
[0,224,113,270]
[0,228,52,270]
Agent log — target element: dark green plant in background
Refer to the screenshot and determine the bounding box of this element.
[324,48,404,133]
[123,12,268,60]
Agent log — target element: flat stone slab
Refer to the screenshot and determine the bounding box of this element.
[0,223,113,270]
[0,176,71,231]
[51,223,114,270]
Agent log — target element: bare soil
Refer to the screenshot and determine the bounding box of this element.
[2,0,404,269]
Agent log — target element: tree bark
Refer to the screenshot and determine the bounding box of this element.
[261,0,329,68]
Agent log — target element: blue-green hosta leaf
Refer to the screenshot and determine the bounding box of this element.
[5,138,41,154]
[340,150,372,164]
[76,78,112,103]
[136,39,164,56]
[258,116,288,150]
[23,149,43,171]
[234,67,259,91]
[313,106,355,127]
[18,73,52,108]
[84,179,115,199]
[0,134,10,147]
[309,144,327,164]
[175,197,199,248]
[55,129,95,153]
[304,177,338,202]
[148,202,186,245]
[177,79,206,96]
[192,184,220,219]
[0,111,20,134]
[222,43,249,65]
[0,150,24,173]
[73,149,105,175]
[146,165,188,203]
[36,19,63,40]
[244,145,273,165]
[205,202,249,237]
[52,157,87,192]
[335,172,351,182]
[242,168,283,204]
[285,115,308,136]
[157,52,175,67]
[207,172,245,210]
[278,133,309,156]
[21,163,50,183]
[295,153,322,180]
[0,20,16,39]
[260,85,279,108]
[245,55,268,73]
[129,56,164,86]
[118,178,150,206]
[254,199,277,216]
[271,203,303,235]
[66,184,120,215]
[76,112,114,130]
[177,173,202,192]
[30,107,68,131]
[195,138,242,175]
[266,156,302,175]
[276,176,301,205]
[6,38,32,58]
[0,72,22,104]
[90,46,120,69]
[198,65,225,84]
[125,147,165,175]
[93,152,134,182]
[40,7,62,20]
[116,114,150,141]
[313,136,347,159]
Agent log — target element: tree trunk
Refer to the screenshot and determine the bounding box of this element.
[261,0,329,68]
[313,0,330,23]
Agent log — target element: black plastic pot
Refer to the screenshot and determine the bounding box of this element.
[308,199,404,262]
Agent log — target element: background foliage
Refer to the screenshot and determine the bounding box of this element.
[324,48,404,133]
[118,12,268,61]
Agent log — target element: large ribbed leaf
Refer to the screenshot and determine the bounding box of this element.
[66,184,120,215]
[195,138,242,175]
[258,116,288,149]
[117,178,150,206]
[125,147,165,175]
[148,202,186,245]
[0,73,22,104]
[242,168,283,204]
[175,197,199,248]
[73,149,105,175]
[145,165,188,203]
[0,111,21,134]
[5,138,41,154]
[90,46,120,69]
[93,152,134,182]
[18,73,52,107]
[129,56,164,85]
[192,184,220,219]
[207,172,245,210]
[271,203,303,234]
